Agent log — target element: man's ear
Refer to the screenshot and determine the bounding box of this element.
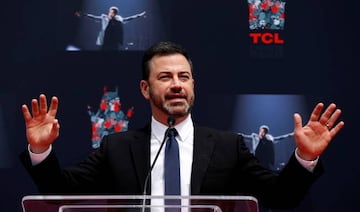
[140,80,150,100]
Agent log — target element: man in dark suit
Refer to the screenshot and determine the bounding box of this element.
[20,41,344,210]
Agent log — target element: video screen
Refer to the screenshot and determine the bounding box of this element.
[59,0,168,51]
[205,94,309,172]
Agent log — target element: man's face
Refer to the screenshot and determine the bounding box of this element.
[140,54,195,123]
[259,128,266,138]
[108,9,116,19]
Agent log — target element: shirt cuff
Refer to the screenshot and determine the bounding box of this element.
[28,144,52,166]
[295,148,318,172]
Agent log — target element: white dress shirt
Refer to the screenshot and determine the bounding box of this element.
[150,115,194,211]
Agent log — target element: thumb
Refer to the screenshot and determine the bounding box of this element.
[294,113,303,132]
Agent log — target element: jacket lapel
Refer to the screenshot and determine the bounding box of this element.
[190,126,216,194]
[129,125,216,194]
[130,125,151,194]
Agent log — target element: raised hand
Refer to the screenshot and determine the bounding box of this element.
[294,103,344,160]
[22,94,60,153]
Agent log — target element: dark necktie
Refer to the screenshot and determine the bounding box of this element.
[164,128,181,210]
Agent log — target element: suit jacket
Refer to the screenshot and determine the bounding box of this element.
[20,125,323,209]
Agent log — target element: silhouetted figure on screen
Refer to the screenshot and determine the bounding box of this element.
[239,125,293,171]
[75,6,146,51]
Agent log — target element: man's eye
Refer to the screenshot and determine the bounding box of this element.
[180,75,190,80]
[159,75,170,79]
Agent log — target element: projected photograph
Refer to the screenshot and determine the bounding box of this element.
[60,0,168,51]
[206,94,309,173]
[232,94,308,172]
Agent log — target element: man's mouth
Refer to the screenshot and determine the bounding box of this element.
[166,94,186,100]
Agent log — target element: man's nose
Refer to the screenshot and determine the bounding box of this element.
[170,77,182,91]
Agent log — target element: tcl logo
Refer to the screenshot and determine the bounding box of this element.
[249,32,284,44]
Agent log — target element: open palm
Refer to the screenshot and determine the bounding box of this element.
[22,94,60,153]
[294,103,344,160]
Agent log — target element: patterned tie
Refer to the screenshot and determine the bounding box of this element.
[164,128,181,211]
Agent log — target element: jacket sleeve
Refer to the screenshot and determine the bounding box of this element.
[19,145,108,194]
[240,148,324,209]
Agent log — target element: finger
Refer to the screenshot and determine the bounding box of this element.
[326,108,342,129]
[294,113,303,131]
[48,96,59,117]
[22,104,32,123]
[319,103,336,126]
[309,103,324,123]
[39,94,48,115]
[50,119,60,138]
[329,121,345,138]
[31,98,39,117]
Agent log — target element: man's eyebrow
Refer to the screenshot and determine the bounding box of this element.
[179,71,191,74]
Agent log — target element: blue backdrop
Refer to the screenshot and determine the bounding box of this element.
[1,0,357,211]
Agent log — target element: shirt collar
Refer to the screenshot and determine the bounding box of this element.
[151,115,193,143]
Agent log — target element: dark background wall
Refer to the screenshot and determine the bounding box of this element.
[1,0,357,211]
